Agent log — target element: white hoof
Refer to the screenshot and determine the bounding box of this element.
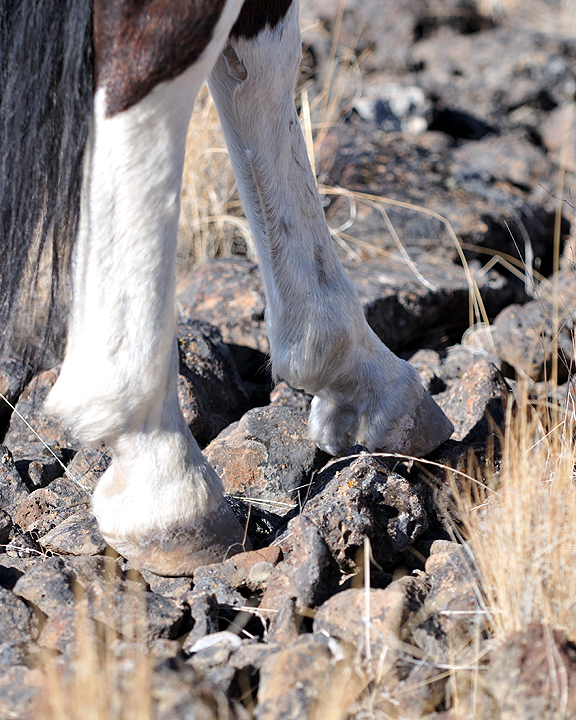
[101,497,250,576]
[308,357,453,457]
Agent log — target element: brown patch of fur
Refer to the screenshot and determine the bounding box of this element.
[94,0,228,116]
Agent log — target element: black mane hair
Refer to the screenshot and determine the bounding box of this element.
[0,0,94,367]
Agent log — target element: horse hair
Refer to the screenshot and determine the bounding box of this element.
[0,0,93,369]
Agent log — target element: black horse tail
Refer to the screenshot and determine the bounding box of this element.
[0,0,93,368]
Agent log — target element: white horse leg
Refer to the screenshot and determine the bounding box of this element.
[209,0,453,456]
[46,4,249,575]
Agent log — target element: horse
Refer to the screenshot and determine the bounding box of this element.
[0,0,453,576]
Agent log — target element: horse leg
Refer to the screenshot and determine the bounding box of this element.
[208,0,453,456]
[46,2,249,575]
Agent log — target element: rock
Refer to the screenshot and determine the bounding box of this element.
[65,446,111,493]
[450,131,551,190]
[39,509,107,556]
[259,515,340,643]
[4,367,82,457]
[0,357,31,437]
[177,320,251,447]
[0,509,11,546]
[13,475,91,537]
[15,455,67,490]
[411,547,485,664]
[187,630,243,673]
[493,300,575,381]
[484,623,576,719]
[320,119,562,278]
[269,381,312,413]
[152,662,248,720]
[436,361,508,443]
[0,445,29,512]
[314,575,429,652]
[205,405,319,510]
[140,572,194,601]
[0,585,38,643]
[353,81,431,134]
[0,558,37,590]
[193,547,283,608]
[177,258,269,394]
[409,349,447,394]
[0,666,44,720]
[255,634,352,720]
[541,102,576,173]
[292,453,429,573]
[13,557,76,616]
[181,591,220,652]
[346,253,521,352]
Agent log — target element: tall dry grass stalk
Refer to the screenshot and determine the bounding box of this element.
[457,386,576,643]
[178,86,251,268]
[35,581,154,720]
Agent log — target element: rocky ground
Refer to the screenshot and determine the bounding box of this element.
[2,1,576,718]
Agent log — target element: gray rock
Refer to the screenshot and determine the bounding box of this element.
[13,475,91,537]
[346,254,521,352]
[13,556,76,615]
[193,546,282,611]
[181,591,220,652]
[255,634,348,720]
[313,575,430,659]
[39,509,107,556]
[65,446,111,493]
[0,665,43,720]
[0,585,38,642]
[177,320,251,448]
[411,547,486,664]
[0,445,29,512]
[0,357,31,436]
[0,508,12,546]
[436,361,508,443]
[295,453,429,573]
[205,405,319,511]
[260,515,340,643]
[493,299,575,381]
[4,367,82,457]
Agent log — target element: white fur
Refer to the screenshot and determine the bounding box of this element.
[47,0,245,544]
[46,0,451,573]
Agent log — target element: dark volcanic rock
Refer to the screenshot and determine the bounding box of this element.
[177,320,251,448]
[177,258,269,395]
[193,547,283,608]
[205,405,319,510]
[411,544,485,664]
[255,633,350,720]
[260,515,340,643]
[39,509,106,556]
[436,361,508,443]
[0,357,31,438]
[313,574,430,657]
[346,254,521,352]
[320,121,563,276]
[13,556,76,616]
[0,445,29,512]
[65,446,111,493]
[0,585,38,642]
[493,299,575,381]
[4,367,82,458]
[13,475,91,537]
[292,453,429,573]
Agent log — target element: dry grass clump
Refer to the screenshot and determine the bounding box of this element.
[461,386,576,642]
[177,86,250,269]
